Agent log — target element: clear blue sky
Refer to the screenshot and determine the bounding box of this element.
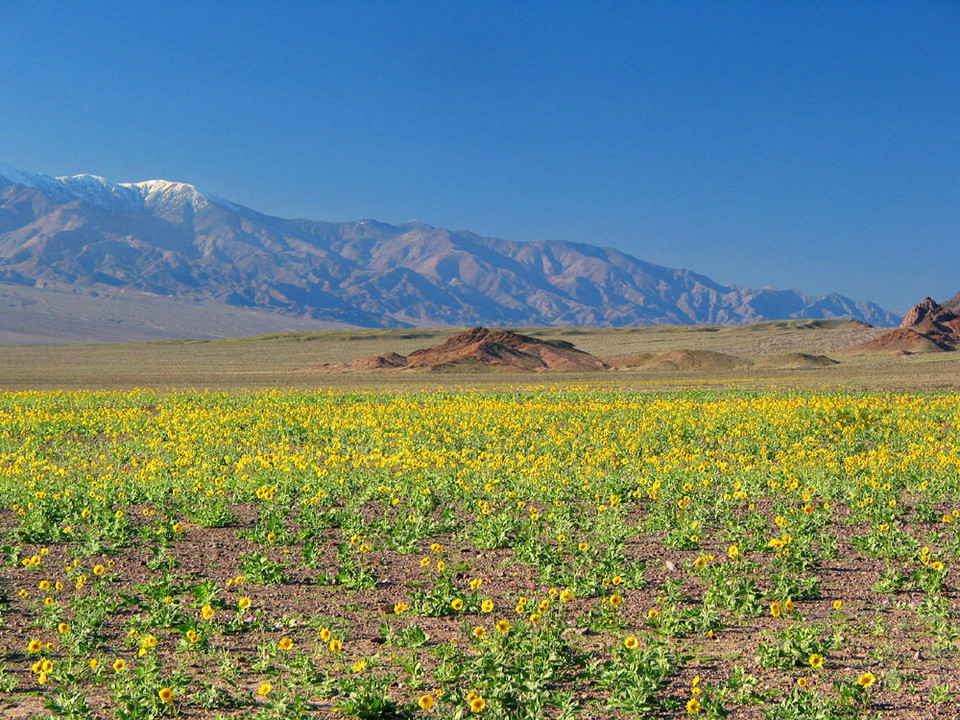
[1,1,957,312]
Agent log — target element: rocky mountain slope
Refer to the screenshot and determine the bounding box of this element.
[853,297,960,353]
[0,162,900,330]
[942,291,960,315]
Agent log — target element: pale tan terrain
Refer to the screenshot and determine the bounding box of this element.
[1,319,958,391]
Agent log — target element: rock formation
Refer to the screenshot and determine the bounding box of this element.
[853,297,960,354]
[325,327,611,372]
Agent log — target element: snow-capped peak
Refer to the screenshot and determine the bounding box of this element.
[0,162,75,201]
[0,161,263,222]
[59,173,143,211]
[124,179,211,213]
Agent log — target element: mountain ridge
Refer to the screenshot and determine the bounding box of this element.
[0,162,901,332]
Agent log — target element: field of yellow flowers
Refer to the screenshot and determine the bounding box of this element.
[1,388,960,719]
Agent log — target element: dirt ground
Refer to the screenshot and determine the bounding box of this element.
[3,497,960,719]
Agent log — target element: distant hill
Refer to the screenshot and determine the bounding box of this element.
[0,162,900,340]
[321,326,611,372]
[943,291,960,315]
[852,296,960,354]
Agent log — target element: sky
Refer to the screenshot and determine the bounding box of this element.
[0,1,957,313]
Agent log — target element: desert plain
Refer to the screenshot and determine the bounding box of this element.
[0,318,959,719]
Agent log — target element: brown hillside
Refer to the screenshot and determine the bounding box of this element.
[324,327,610,372]
[755,353,839,368]
[900,297,960,333]
[611,349,749,371]
[852,297,960,354]
[942,291,960,315]
[648,349,750,371]
[856,329,950,354]
[339,352,409,371]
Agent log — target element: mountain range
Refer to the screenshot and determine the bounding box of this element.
[0,162,900,336]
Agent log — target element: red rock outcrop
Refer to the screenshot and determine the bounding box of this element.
[854,297,960,354]
[327,327,611,372]
[900,297,960,333]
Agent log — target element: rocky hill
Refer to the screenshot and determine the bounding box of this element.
[853,297,960,353]
[325,327,611,372]
[0,162,900,333]
[942,291,960,315]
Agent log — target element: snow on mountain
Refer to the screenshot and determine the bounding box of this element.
[60,174,143,212]
[0,162,237,217]
[122,180,216,223]
[0,162,76,202]
[0,161,902,329]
